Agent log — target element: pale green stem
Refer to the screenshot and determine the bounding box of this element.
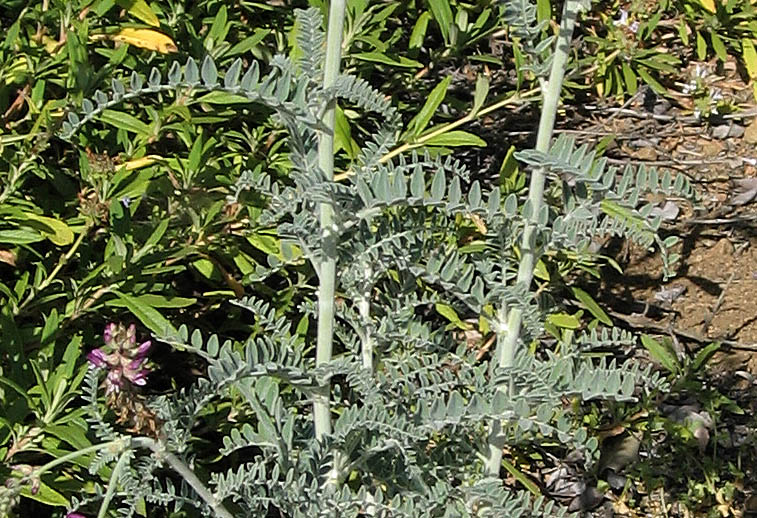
[485,0,582,477]
[131,437,234,518]
[97,450,130,518]
[358,280,374,372]
[314,0,347,487]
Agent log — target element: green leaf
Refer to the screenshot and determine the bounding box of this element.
[710,31,727,61]
[406,76,452,139]
[501,457,541,495]
[99,109,150,136]
[435,303,469,330]
[409,11,432,49]
[115,0,159,27]
[744,39,757,80]
[352,52,422,68]
[423,130,486,147]
[195,91,253,104]
[640,334,679,374]
[692,342,720,372]
[636,67,666,96]
[471,75,490,116]
[20,479,67,506]
[109,291,178,338]
[546,313,581,329]
[428,0,454,44]
[108,293,197,309]
[696,31,707,61]
[21,213,74,246]
[571,287,613,326]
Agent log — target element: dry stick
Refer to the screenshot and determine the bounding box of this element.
[701,271,736,335]
[607,308,757,352]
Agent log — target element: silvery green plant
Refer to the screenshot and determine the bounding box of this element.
[5,2,697,517]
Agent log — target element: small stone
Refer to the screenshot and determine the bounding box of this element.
[745,118,757,144]
[728,124,745,138]
[712,124,731,139]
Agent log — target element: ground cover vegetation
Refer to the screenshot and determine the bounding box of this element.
[0,0,756,517]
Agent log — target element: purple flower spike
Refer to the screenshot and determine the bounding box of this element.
[67,513,87,518]
[135,340,152,358]
[92,323,153,394]
[87,348,107,367]
[104,323,116,344]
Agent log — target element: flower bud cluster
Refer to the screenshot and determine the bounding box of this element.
[87,323,151,394]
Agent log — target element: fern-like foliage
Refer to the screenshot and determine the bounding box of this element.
[66,6,687,518]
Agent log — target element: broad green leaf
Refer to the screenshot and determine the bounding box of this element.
[21,213,74,246]
[571,287,613,326]
[636,67,666,95]
[20,479,67,506]
[423,130,486,147]
[435,303,470,330]
[115,0,159,26]
[640,334,679,374]
[109,291,178,338]
[100,109,151,136]
[546,313,581,329]
[407,76,451,139]
[696,31,707,61]
[0,229,42,244]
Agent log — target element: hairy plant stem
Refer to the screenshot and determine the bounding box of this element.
[485,0,583,477]
[97,450,130,518]
[315,0,347,487]
[131,437,235,518]
[357,263,375,372]
[28,437,233,518]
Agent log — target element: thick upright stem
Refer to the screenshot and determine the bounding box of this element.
[485,0,582,477]
[314,0,347,485]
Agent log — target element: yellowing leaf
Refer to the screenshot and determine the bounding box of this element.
[116,0,159,27]
[109,28,177,53]
[743,39,757,80]
[122,155,162,171]
[698,0,716,12]
[23,213,74,246]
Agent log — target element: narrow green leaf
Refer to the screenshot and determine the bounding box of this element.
[428,0,454,44]
[409,11,432,49]
[424,130,486,147]
[110,291,178,337]
[99,109,150,136]
[407,76,451,139]
[471,75,489,116]
[571,287,613,326]
[640,334,679,374]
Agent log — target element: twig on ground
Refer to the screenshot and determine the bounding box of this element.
[701,271,736,335]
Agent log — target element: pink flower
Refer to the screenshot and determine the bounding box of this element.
[66,513,87,518]
[88,323,153,393]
